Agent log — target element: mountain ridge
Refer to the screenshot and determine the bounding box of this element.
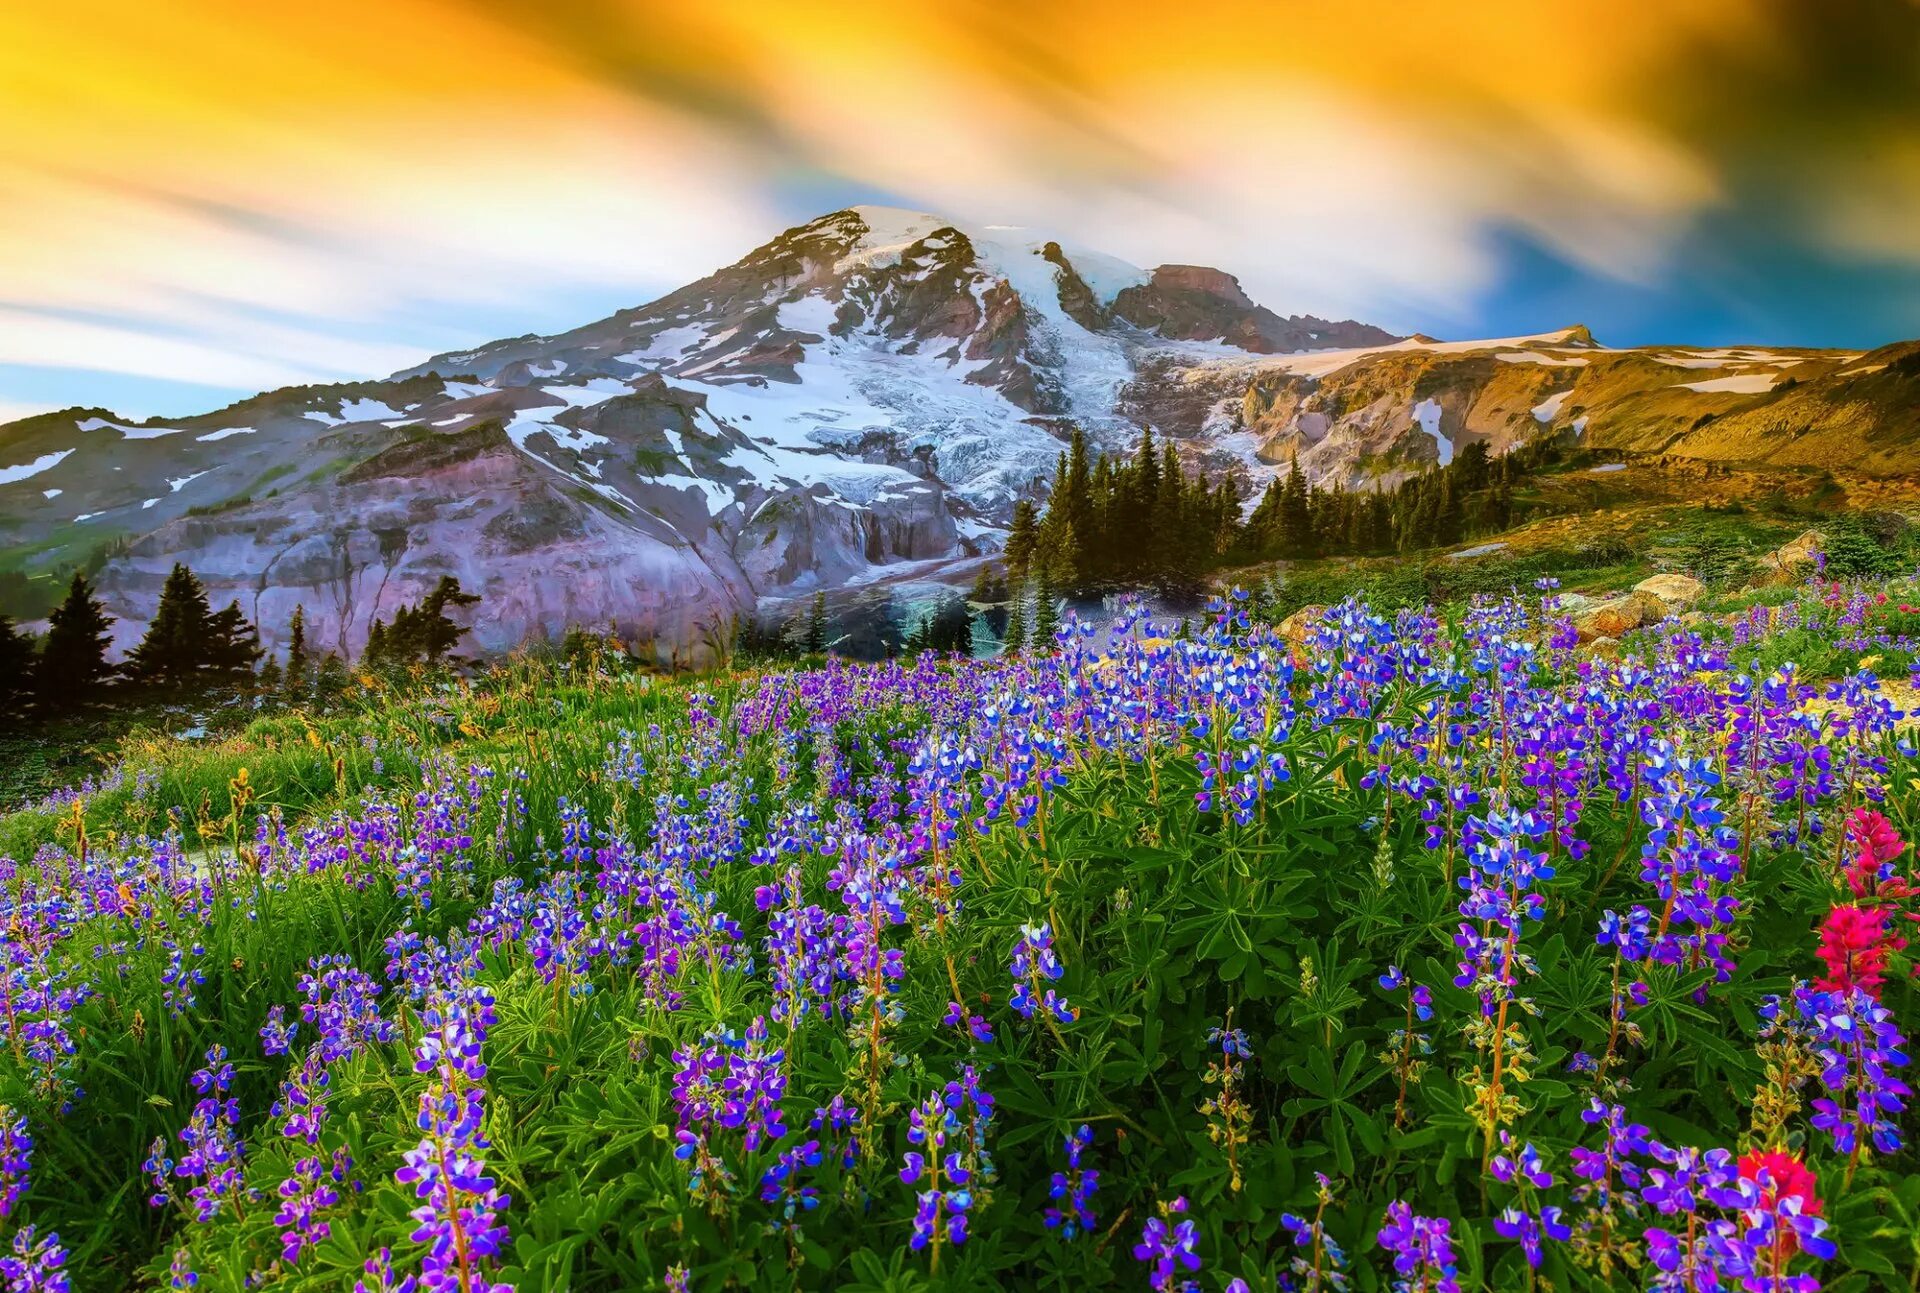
[1,205,1913,663]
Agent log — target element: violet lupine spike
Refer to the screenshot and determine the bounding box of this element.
[1131,1196,1201,1293]
[0,1226,68,1293]
[391,985,512,1293]
[0,1106,30,1221]
[1010,922,1076,1025]
[900,1090,972,1255]
[1377,1201,1461,1293]
[1044,1125,1098,1239]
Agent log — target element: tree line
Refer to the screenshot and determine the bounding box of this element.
[1004,425,1547,605]
[0,565,481,724]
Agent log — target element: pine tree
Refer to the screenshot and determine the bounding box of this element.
[205,600,263,686]
[1278,455,1312,557]
[417,577,481,665]
[804,592,828,655]
[364,618,388,668]
[1032,568,1059,651]
[1005,500,1040,586]
[36,573,115,710]
[285,604,310,695]
[125,563,214,691]
[0,614,35,721]
[1001,583,1027,656]
[315,652,348,702]
[926,595,973,655]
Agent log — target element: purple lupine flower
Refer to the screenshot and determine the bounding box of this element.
[0,1227,67,1293]
[0,1107,30,1220]
[942,1000,995,1045]
[900,1090,972,1253]
[1044,1125,1098,1239]
[1010,922,1076,1024]
[274,1148,358,1265]
[352,1248,417,1293]
[1132,1196,1201,1292]
[259,1004,298,1057]
[1377,1201,1460,1293]
[759,1138,823,1229]
[1278,1172,1350,1291]
[392,985,511,1293]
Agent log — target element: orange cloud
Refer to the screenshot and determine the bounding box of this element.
[0,0,1912,398]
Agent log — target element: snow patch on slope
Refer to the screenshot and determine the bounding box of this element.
[0,448,74,485]
[1675,373,1780,395]
[1411,398,1452,465]
[77,416,179,440]
[1531,390,1572,423]
[307,397,406,426]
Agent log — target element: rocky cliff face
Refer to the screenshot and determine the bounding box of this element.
[1111,265,1398,354]
[3,205,1909,661]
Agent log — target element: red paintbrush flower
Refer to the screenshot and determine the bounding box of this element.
[1815,904,1905,999]
[1738,1150,1821,1258]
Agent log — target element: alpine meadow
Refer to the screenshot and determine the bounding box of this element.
[3,4,1920,1292]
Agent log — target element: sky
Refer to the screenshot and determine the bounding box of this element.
[5,0,1920,421]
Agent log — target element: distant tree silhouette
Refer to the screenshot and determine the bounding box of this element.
[0,614,35,720]
[804,592,828,655]
[1001,584,1027,656]
[36,573,115,710]
[205,599,264,686]
[125,563,214,690]
[285,604,310,695]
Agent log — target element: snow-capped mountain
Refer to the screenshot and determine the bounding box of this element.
[2,205,1910,662]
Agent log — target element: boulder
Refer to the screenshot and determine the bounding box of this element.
[1634,573,1706,609]
[1582,635,1622,660]
[1752,530,1823,586]
[1573,591,1668,643]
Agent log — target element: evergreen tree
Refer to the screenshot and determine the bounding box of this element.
[1063,425,1092,542]
[1004,500,1040,585]
[364,618,388,668]
[0,614,35,721]
[1032,569,1059,651]
[925,595,974,655]
[125,563,214,690]
[36,573,115,710]
[417,577,481,665]
[285,604,310,695]
[804,592,828,655]
[1001,583,1027,656]
[315,652,348,702]
[205,600,263,686]
[1278,455,1312,557]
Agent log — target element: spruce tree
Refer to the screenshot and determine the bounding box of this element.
[0,614,35,721]
[125,563,213,691]
[36,573,115,710]
[1005,500,1040,586]
[205,600,263,687]
[1278,455,1312,557]
[1032,569,1059,651]
[285,604,310,695]
[1002,584,1027,656]
[315,652,348,702]
[364,618,388,669]
[804,592,828,655]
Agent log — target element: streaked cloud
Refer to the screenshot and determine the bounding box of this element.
[1,0,1916,415]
